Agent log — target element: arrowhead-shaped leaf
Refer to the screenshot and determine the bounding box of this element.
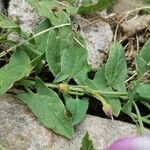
[135,39,150,76]
[136,84,150,100]
[18,78,74,139]
[46,26,73,77]
[105,42,127,92]
[135,56,148,76]
[0,49,32,95]
[80,132,95,150]
[78,0,113,14]
[65,95,89,126]
[138,39,150,64]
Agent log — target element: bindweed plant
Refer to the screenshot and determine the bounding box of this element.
[0,0,150,140]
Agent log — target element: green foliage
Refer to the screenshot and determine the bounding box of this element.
[66,0,76,4]
[0,50,32,95]
[80,132,95,150]
[144,0,150,13]
[46,30,61,76]
[54,35,89,82]
[18,78,74,139]
[65,95,89,126]
[135,39,150,76]
[0,13,18,29]
[105,42,127,92]
[78,0,114,14]
[136,84,150,99]
[145,0,150,2]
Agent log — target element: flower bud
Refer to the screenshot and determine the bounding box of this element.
[102,103,113,119]
[59,83,69,93]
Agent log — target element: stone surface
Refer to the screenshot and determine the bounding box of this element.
[72,13,113,68]
[110,0,144,15]
[1,94,149,150]
[80,18,113,68]
[8,0,41,33]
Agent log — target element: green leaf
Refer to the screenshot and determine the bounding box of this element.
[17,78,74,139]
[144,0,150,13]
[135,39,150,76]
[34,19,51,54]
[65,95,89,126]
[122,100,133,114]
[105,42,127,92]
[136,84,150,99]
[80,132,95,150]
[81,0,93,5]
[66,0,76,4]
[106,98,121,116]
[78,0,113,14]
[0,13,18,28]
[92,66,112,91]
[54,36,89,82]
[28,0,70,26]
[46,30,61,76]
[66,6,78,15]
[139,39,150,64]
[46,26,73,77]
[135,56,148,76]
[0,49,32,95]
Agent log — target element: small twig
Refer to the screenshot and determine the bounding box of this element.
[136,34,140,53]
[119,6,150,24]
[73,37,86,48]
[125,72,137,83]
[55,1,69,7]
[113,24,119,41]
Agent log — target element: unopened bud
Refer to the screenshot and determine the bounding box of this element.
[59,83,69,93]
[102,103,113,119]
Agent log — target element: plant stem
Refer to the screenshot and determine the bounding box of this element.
[0,23,71,58]
[92,92,107,105]
[133,101,145,135]
[46,83,128,98]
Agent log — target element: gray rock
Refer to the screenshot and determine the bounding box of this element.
[72,12,113,68]
[80,17,113,68]
[110,0,144,15]
[1,94,149,150]
[8,0,41,33]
